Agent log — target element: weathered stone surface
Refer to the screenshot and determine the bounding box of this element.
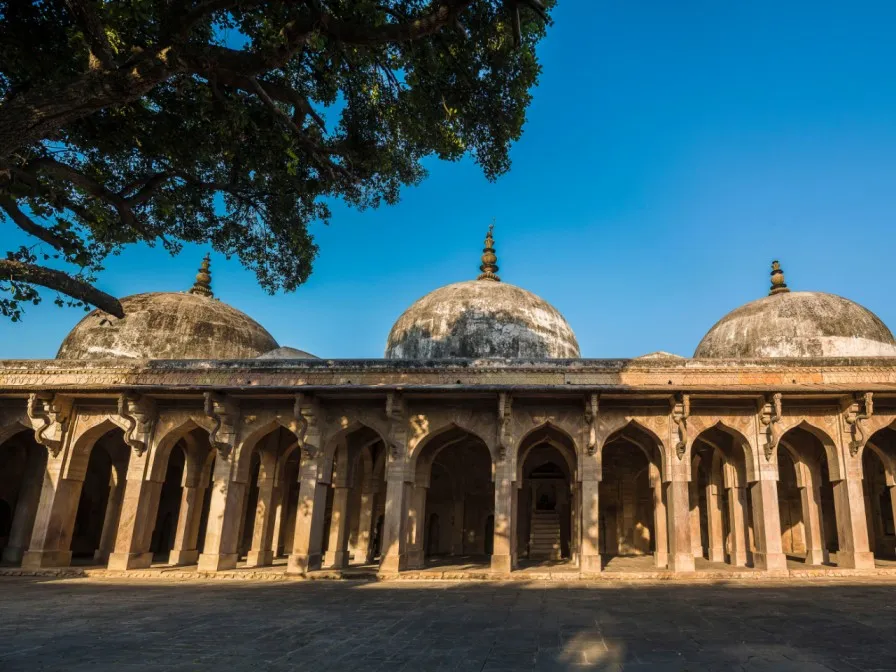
[256,346,318,359]
[57,292,278,360]
[385,280,580,359]
[695,291,896,358]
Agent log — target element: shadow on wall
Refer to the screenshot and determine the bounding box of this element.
[4,578,896,670]
[389,310,558,359]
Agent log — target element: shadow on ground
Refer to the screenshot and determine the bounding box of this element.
[0,576,894,671]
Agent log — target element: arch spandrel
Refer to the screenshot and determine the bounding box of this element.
[0,403,32,446]
[321,407,390,454]
[62,412,129,481]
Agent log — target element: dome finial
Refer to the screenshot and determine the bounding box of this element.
[477,221,500,282]
[189,253,214,298]
[769,260,789,295]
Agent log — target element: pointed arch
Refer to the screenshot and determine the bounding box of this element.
[410,421,492,474]
[515,421,578,484]
[865,440,896,487]
[0,420,31,448]
[780,420,841,482]
[148,418,213,483]
[64,416,128,481]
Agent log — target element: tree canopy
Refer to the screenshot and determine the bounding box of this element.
[0,0,552,320]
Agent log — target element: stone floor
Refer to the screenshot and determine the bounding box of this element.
[2,576,896,671]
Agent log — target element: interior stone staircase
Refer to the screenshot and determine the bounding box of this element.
[528,510,562,560]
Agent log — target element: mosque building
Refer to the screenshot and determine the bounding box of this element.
[1,227,895,577]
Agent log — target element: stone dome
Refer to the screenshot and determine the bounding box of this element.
[57,257,279,360]
[694,262,896,359]
[385,227,580,359]
[257,346,318,359]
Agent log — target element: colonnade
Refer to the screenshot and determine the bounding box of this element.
[2,393,895,575]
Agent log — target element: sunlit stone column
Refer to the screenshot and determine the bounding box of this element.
[407,484,429,570]
[106,450,160,571]
[832,475,875,569]
[797,464,828,565]
[580,472,601,573]
[706,476,725,563]
[379,459,411,574]
[689,479,702,559]
[286,453,328,574]
[168,481,205,566]
[197,455,245,572]
[94,462,127,563]
[666,476,695,572]
[652,475,668,568]
[324,483,352,569]
[491,460,514,574]
[246,472,280,568]
[749,475,787,571]
[350,479,377,564]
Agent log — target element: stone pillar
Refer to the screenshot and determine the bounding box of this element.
[406,485,428,569]
[706,479,725,563]
[666,478,695,572]
[798,466,828,565]
[94,463,127,563]
[246,471,279,567]
[21,450,84,569]
[727,486,750,567]
[491,461,514,574]
[580,476,601,573]
[450,498,465,555]
[197,456,246,572]
[379,460,411,574]
[286,455,328,574]
[832,476,875,569]
[889,486,896,556]
[652,476,668,568]
[269,481,290,557]
[350,480,377,564]
[168,484,205,565]
[2,447,47,565]
[106,451,160,571]
[689,480,703,558]
[324,484,352,568]
[749,477,787,570]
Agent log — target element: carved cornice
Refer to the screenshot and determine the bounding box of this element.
[26,392,72,457]
[117,392,157,456]
[203,392,240,458]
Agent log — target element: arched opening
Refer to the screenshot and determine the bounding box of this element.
[276,448,302,558]
[70,426,130,564]
[691,425,752,568]
[0,428,46,565]
[599,424,661,569]
[345,439,385,567]
[415,426,493,569]
[516,424,577,568]
[149,445,185,562]
[864,427,896,562]
[777,425,839,565]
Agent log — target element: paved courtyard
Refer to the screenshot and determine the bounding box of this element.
[1,577,895,671]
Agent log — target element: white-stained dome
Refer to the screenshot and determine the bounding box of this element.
[57,257,279,360]
[385,227,580,359]
[694,262,896,359]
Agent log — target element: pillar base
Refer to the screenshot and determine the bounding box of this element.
[168,549,200,566]
[836,551,875,569]
[668,552,695,573]
[654,551,669,569]
[804,549,828,566]
[107,551,153,571]
[406,549,425,569]
[93,549,111,563]
[708,547,725,563]
[21,550,72,569]
[197,552,239,572]
[490,553,512,575]
[324,550,350,569]
[378,553,407,574]
[580,554,602,574]
[752,551,787,571]
[1,546,26,565]
[244,550,274,568]
[730,551,749,568]
[286,552,322,575]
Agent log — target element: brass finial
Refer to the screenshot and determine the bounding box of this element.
[477,222,500,282]
[189,254,214,297]
[769,260,789,295]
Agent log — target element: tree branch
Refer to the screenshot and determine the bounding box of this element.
[0,259,124,318]
[64,0,116,69]
[0,195,73,253]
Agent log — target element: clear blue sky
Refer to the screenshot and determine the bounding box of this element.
[4,0,896,359]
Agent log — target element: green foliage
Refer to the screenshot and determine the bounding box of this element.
[0,0,553,318]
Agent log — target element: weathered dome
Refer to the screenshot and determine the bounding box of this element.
[257,346,318,359]
[694,262,896,358]
[385,227,580,359]
[57,257,279,360]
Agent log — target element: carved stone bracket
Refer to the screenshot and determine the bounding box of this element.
[203,392,240,459]
[117,392,157,456]
[584,393,599,456]
[759,393,783,461]
[26,392,72,457]
[670,393,689,460]
[844,392,873,457]
[497,392,513,461]
[385,391,407,460]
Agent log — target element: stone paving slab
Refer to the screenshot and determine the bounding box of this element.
[1,576,896,671]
